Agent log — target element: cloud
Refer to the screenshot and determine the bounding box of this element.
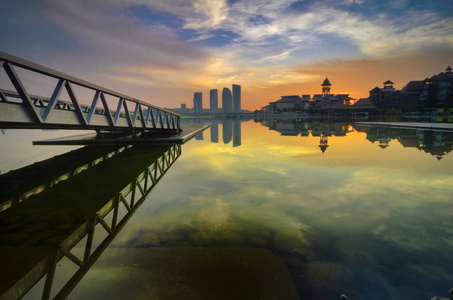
[183,0,229,30]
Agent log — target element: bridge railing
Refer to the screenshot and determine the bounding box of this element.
[0,51,181,131]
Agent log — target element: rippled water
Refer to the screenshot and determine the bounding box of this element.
[1,118,453,300]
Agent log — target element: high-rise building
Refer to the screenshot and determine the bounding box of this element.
[232,84,241,113]
[210,89,218,113]
[222,88,232,113]
[181,104,186,113]
[193,92,202,114]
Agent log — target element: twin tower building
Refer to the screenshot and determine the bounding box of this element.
[193,84,241,114]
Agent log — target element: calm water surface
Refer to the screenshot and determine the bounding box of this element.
[1,118,453,300]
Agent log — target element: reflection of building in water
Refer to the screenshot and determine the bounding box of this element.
[233,120,241,147]
[258,119,353,153]
[185,119,242,147]
[355,125,453,159]
[318,134,329,153]
[195,131,204,140]
[378,136,391,149]
[211,122,219,143]
[223,119,233,144]
[415,130,453,160]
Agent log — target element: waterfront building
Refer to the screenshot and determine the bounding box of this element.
[301,95,311,110]
[222,88,232,113]
[210,89,218,113]
[193,92,202,114]
[368,80,397,105]
[312,78,357,113]
[261,95,302,113]
[180,104,187,113]
[232,84,241,113]
[421,66,453,107]
[350,98,378,118]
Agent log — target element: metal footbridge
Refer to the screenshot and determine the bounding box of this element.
[0,51,181,133]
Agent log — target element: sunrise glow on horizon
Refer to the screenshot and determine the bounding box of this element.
[1,0,452,111]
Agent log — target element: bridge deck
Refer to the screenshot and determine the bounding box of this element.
[32,123,211,145]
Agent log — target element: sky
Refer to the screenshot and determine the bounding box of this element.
[0,0,452,110]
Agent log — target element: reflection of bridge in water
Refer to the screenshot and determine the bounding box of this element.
[0,143,181,299]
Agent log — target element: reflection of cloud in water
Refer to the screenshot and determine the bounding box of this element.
[191,196,230,231]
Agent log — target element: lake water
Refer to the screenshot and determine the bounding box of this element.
[1,118,453,300]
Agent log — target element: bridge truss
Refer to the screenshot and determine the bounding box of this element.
[0,51,181,132]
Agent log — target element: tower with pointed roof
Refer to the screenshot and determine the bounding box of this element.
[321,77,331,97]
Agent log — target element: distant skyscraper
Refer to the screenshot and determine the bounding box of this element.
[181,104,186,113]
[222,88,232,113]
[193,92,202,114]
[232,84,241,113]
[210,89,218,113]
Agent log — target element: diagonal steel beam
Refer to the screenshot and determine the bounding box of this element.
[3,62,43,123]
[150,108,157,128]
[138,105,147,129]
[42,79,65,122]
[100,92,114,126]
[114,98,124,125]
[65,81,87,126]
[86,90,100,124]
[122,99,133,127]
[132,103,139,127]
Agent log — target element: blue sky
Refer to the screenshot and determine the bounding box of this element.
[0,0,452,109]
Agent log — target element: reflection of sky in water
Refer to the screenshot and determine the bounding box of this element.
[9,120,453,299]
[0,129,84,173]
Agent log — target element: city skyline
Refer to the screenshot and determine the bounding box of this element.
[0,1,451,111]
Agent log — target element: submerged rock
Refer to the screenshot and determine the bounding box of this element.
[333,238,400,268]
[299,261,357,300]
[272,231,313,259]
[70,246,301,300]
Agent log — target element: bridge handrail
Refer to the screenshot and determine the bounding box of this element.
[0,51,178,116]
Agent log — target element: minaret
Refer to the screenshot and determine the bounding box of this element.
[321,77,331,97]
[383,80,394,90]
